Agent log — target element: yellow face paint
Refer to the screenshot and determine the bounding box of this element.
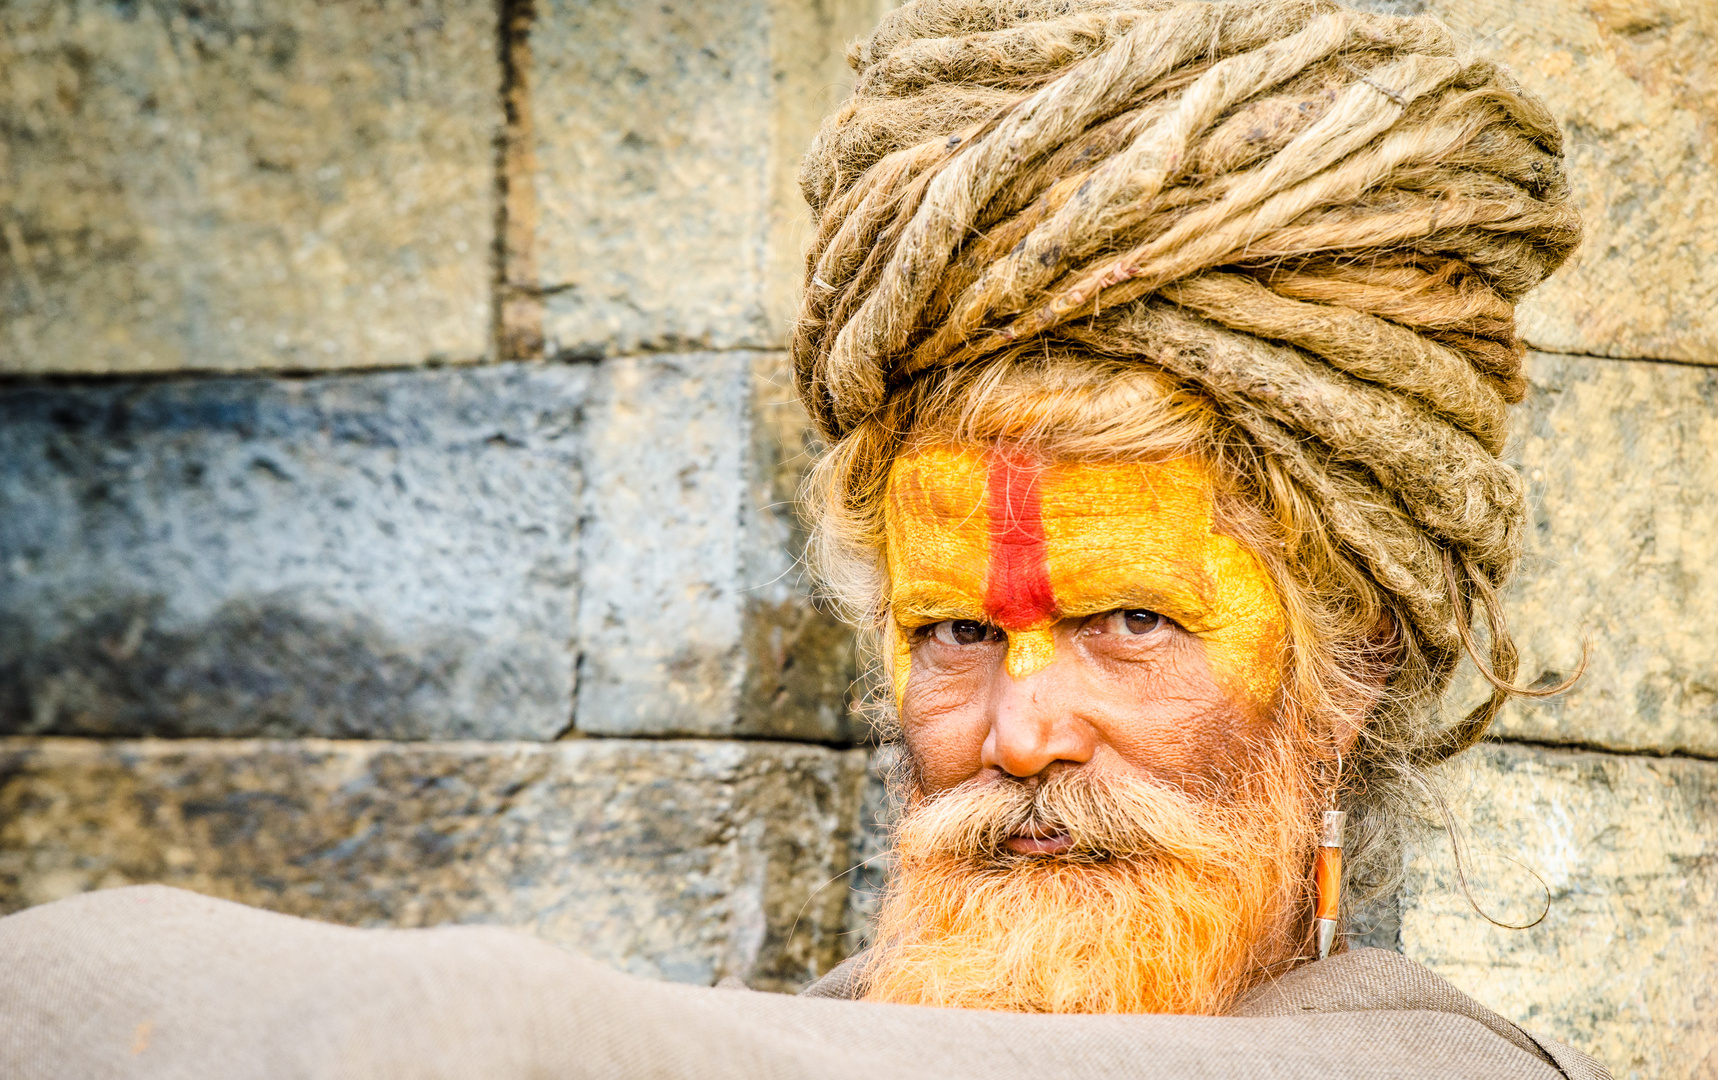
[883,446,1287,710]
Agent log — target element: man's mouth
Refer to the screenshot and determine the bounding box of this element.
[1004,820,1073,856]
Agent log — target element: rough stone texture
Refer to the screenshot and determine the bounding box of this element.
[576,350,859,741]
[0,366,587,740]
[1400,741,1718,1080]
[1370,0,1718,364]
[527,0,891,357]
[0,353,858,743]
[0,0,497,375]
[0,736,869,991]
[1446,352,1718,758]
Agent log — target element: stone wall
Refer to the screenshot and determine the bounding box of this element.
[1,1,1712,1076]
[0,0,891,996]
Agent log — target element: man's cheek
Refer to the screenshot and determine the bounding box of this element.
[900,637,1000,703]
[900,691,991,792]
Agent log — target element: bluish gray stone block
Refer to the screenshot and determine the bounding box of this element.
[0,365,588,739]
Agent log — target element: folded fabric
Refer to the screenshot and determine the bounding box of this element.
[0,886,1608,1080]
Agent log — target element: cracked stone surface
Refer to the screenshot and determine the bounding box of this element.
[575,351,858,741]
[0,736,869,992]
[1400,741,1718,1080]
[1354,0,1718,364]
[0,365,588,739]
[527,0,890,357]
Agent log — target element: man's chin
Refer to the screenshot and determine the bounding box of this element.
[860,852,1297,1016]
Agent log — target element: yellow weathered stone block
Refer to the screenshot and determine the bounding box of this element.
[0,1,499,374]
[0,736,869,991]
[1405,0,1718,364]
[525,0,892,357]
[1402,742,1718,1080]
[1451,352,1718,757]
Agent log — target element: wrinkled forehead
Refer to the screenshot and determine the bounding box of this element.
[882,444,1234,604]
[881,444,1282,630]
[885,446,1218,533]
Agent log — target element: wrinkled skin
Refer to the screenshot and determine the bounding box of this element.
[902,609,1280,854]
[884,447,1293,856]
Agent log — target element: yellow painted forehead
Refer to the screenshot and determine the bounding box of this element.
[883,445,1286,704]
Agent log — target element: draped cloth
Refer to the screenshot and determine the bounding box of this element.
[0,886,1610,1079]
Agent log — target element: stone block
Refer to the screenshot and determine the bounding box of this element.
[1447,352,1718,757]
[0,737,869,991]
[0,0,497,375]
[1400,742,1718,1080]
[576,350,860,741]
[1372,0,1718,364]
[0,365,587,739]
[526,0,891,357]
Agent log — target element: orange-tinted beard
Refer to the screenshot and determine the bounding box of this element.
[861,736,1319,1015]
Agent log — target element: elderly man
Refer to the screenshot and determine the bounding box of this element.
[786,0,1573,1014]
[1,1,1608,1077]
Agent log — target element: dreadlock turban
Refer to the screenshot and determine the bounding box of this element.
[792,0,1580,751]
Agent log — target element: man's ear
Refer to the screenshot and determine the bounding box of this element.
[1333,610,1401,754]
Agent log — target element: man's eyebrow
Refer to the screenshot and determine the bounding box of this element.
[1056,583,1202,618]
[889,589,988,624]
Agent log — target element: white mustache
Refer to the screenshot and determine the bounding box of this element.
[895,769,1273,871]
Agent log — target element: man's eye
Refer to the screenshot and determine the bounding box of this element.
[1094,609,1167,636]
[928,619,1003,646]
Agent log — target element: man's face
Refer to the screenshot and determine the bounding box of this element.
[866,444,1316,1014]
[885,445,1288,810]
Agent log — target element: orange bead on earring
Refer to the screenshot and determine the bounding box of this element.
[1313,809,1346,960]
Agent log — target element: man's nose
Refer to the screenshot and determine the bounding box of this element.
[979,661,1096,778]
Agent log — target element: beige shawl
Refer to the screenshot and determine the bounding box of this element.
[0,886,1609,1079]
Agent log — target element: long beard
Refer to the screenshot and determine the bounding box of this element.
[860,737,1319,1015]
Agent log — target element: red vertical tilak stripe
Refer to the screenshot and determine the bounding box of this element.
[984,451,1056,629]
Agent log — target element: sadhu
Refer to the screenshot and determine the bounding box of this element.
[0,2,1605,1077]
